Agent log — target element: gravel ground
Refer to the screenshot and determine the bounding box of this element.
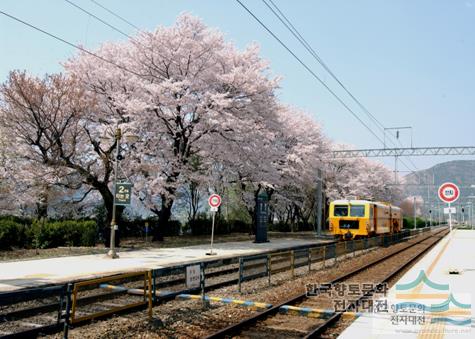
[42,230,446,339]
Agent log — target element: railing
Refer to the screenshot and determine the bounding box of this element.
[0,226,436,337]
[0,284,71,338]
[70,271,152,324]
[237,228,431,293]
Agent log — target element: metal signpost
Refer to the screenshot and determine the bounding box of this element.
[438,182,460,232]
[206,194,221,255]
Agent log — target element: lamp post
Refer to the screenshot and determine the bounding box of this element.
[108,127,122,259]
[103,125,138,259]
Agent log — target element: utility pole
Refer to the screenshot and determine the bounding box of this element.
[315,168,323,237]
[394,155,398,184]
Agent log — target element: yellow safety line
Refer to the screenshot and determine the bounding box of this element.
[409,231,453,339]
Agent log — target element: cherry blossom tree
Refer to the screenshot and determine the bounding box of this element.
[324,147,401,203]
[0,71,126,244]
[267,106,329,230]
[65,14,281,239]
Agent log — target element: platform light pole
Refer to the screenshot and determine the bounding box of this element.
[102,124,138,259]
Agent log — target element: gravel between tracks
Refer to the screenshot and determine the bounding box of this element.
[42,230,444,339]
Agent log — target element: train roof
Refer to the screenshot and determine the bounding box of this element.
[332,199,401,209]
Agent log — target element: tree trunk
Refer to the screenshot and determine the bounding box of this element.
[36,190,48,219]
[152,194,174,241]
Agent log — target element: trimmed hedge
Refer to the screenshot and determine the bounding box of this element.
[0,218,98,250]
[0,219,27,249]
[187,218,251,235]
[403,217,427,229]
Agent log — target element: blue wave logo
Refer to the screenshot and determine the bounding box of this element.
[394,294,471,313]
[431,318,471,326]
[396,270,449,291]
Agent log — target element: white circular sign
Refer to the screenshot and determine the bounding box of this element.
[438,182,460,203]
[208,194,221,208]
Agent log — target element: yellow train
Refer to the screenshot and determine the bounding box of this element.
[329,199,402,240]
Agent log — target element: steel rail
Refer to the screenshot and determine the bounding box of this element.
[305,229,448,338]
[205,227,448,339]
[0,231,426,338]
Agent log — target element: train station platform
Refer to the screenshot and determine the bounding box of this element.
[339,229,475,338]
[0,237,332,292]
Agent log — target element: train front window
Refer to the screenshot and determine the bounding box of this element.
[350,205,365,217]
[334,205,348,216]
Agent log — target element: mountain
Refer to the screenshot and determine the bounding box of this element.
[402,160,475,215]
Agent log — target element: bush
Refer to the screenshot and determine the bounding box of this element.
[164,220,181,237]
[227,219,251,233]
[27,220,98,249]
[269,222,291,232]
[403,217,427,229]
[188,218,211,236]
[0,219,27,250]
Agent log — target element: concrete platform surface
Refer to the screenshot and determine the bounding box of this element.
[339,229,475,338]
[0,237,330,292]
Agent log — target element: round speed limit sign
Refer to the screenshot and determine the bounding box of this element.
[438,182,460,203]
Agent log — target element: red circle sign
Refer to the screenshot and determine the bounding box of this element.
[438,182,460,203]
[208,194,221,208]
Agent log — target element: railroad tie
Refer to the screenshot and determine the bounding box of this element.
[176,294,272,309]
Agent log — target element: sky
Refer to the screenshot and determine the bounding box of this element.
[1,0,475,177]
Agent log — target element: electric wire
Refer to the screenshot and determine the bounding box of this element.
[89,0,140,31]
[235,0,386,145]
[0,10,142,77]
[64,0,134,40]
[257,0,421,177]
[263,0,386,132]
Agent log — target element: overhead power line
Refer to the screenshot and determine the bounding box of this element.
[64,0,133,40]
[263,0,386,132]
[89,0,140,31]
[235,0,385,146]
[0,10,141,77]
[257,0,421,176]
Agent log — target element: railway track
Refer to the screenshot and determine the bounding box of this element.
[0,229,438,338]
[205,227,449,338]
[0,241,338,338]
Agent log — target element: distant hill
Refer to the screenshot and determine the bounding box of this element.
[403,160,475,212]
